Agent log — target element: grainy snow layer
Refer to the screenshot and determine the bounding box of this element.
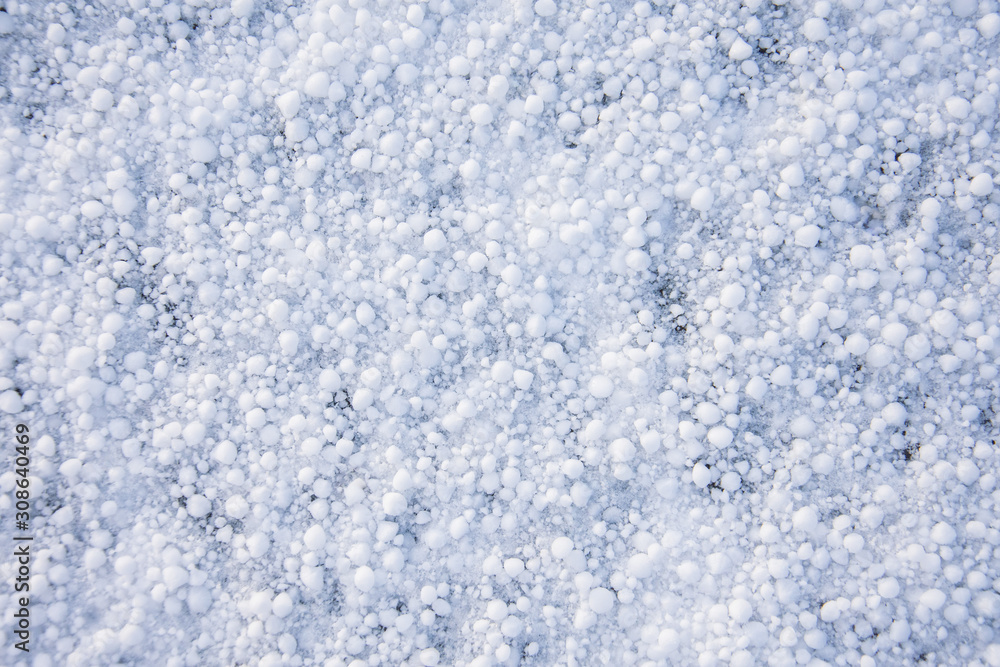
[1,0,1000,665]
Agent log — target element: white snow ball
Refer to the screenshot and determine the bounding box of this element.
[720,283,746,308]
[67,346,97,370]
[632,37,655,60]
[690,187,714,212]
[745,376,768,401]
[276,90,301,119]
[383,492,407,516]
[729,38,752,60]
[792,506,818,533]
[626,249,651,271]
[187,495,211,518]
[47,23,67,43]
[881,402,907,426]
[950,0,976,18]
[268,299,289,323]
[25,215,51,240]
[501,264,523,286]
[112,188,137,216]
[677,561,701,583]
[627,553,652,578]
[844,333,869,355]
[351,148,373,170]
[866,343,893,368]
[589,375,614,399]
[231,0,254,18]
[469,103,494,125]
[419,648,440,666]
[956,460,980,485]
[904,334,931,361]
[162,565,189,591]
[488,75,510,100]
[790,415,816,437]
[708,426,734,448]
[448,55,471,77]
[183,422,206,446]
[551,537,574,559]
[930,310,959,337]
[878,578,900,598]
[504,558,525,576]
[189,137,218,163]
[729,599,753,624]
[304,525,326,551]
[920,588,947,610]
[91,88,114,112]
[354,566,375,592]
[423,228,447,252]
[945,96,971,120]
[691,463,711,488]
[392,470,412,491]
[278,331,299,356]
[491,360,514,383]
[881,322,908,347]
[589,588,616,614]
[979,13,1000,39]
[770,365,793,386]
[513,370,534,390]
[304,71,330,98]
[610,438,636,462]
[379,131,404,157]
[780,136,802,157]
[213,440,237,465]
[0,390,24,414]
[830,197,858,222]
[355,302,376,327]
[272,592,293,618]
[794,225,821,248]
[802,17,829,41]
[695,402,722,425]
[780,163,805,187]
[246,407,267,429]
[318,369,341,392]
[285,118,309,144]
[487,599,508,621]
[970,173,994,197]
[225,495,249,519]
[534,0,557,17]
[930,522,956,545]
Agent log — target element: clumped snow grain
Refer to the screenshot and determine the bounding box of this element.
[1,0,1000,665]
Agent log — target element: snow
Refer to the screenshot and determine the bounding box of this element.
[2,0,1000,664]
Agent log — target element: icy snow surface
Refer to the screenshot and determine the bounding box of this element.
[2,0,1000,665]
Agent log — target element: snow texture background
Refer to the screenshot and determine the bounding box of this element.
[1,0,1000,665]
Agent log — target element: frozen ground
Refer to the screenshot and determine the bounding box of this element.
[1,0,1000,665]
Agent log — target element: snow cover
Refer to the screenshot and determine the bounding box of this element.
[1,0,999,665]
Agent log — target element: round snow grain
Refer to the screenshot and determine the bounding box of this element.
[355,566,375,592]
[720,283,746,308]
[469,104,493,125]
[276,90,301,118]
[589,588,615,614]
[91,88,114,111]
[383,492,407,516]
[231,0,254,18]
[690,187,714,212]
[729,38,752,60]
[423,229,447,252]
[0,390,24,413]
[189,137,218,163]
[534,0,557,17]
[589,375,614,399]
